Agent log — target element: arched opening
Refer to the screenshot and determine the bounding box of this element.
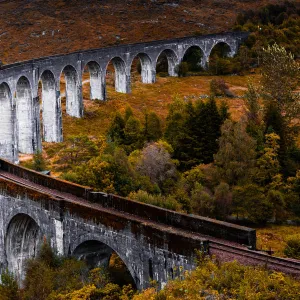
[130,53,154,85]
[40,70,60,142]
[83,61,104,101]
[73,240,136,288]
[61,65,83,118]
[5,214,42,282]
[182,46,205,72]
[210,42,232,59]
[0,83,15,161]
[16,76,34,154]
[105,57,128,97]
[156,49,178,77]
[209,42,233,75]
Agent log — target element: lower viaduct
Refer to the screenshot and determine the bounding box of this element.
[0,31,249,163]
[0,159,299,290]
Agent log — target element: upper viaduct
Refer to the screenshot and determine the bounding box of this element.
[0,31,249,163]
[0,158,299,290]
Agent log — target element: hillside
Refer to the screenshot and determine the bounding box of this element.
[0,0,285,64]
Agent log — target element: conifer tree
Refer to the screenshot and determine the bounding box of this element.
[178,101,199,170]
[202,96,222,163]
[219,100,230,123]
[144,111,162,142]
[256,133,281,186]
[124,105,133,123]
[164,97,187,150]
[107,112,125,144]
[124,116,142,152]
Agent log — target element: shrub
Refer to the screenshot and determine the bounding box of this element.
[210,79,229,97]
[284,235,300,259]
[129,190,182,211]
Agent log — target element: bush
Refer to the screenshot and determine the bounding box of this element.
[284,235,300,259]
[135,257,300,299]
[129,190,182,211]
[210,79,230,97]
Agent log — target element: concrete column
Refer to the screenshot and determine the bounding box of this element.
[165,51,179,77]
[140,55,156,84]
[16,77,35,154]
[201,54,209,69]
[55,82,63,142]
[41,73,63,143]
[32,95,42,152]
[12,99,19,163]
[115,67,131,94]
[64,66,83,118]
[0,83,17,162]
[89,68,104,100]
[228,43,238,58]
[168,60,178,77]
[100,72,107,101]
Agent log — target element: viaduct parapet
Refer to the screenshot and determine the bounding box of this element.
[0,32,248,162]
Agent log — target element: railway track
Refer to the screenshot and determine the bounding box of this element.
[210,240,300,275]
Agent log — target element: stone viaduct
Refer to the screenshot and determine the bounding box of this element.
[0,159,299,290]
[0,32,248,163]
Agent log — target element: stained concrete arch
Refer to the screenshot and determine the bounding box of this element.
[61,65,83,118]
[156,49,179,77]
[209,41,234,58]
[182,45,206,69]
[16,76,35,154]
[5,213,42,282]
[106,57,130,94]
[84,61,104,100]
[72,236,140,288]
[0,83,15,161]
[130,53,155,84]
[40,70,62,143]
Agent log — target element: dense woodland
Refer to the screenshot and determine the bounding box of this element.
[15,2,300,299]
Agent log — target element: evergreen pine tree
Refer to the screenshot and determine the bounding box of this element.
[178,101,199,170]
[202,96,222,163]
[164,97,187,149]
[145,111,162,142]
[124,116,142,152]
[264,102,288,167]
[32,151,46,171]
[107,112,125,144]
[219,100,230,123]
[124,105,133,122]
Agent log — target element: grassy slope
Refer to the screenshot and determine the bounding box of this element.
[257,225,300,257]
[60,73,260,138]
[0,0,280,64]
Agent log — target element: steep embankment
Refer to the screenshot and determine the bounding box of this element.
[0,0,280,64]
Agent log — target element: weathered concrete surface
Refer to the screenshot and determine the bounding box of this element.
[0,32,249,162]
[40,71,63,143]
[0,83,16,162]
[0,178,207,290]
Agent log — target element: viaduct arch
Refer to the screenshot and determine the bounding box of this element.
[0,32,248,162]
